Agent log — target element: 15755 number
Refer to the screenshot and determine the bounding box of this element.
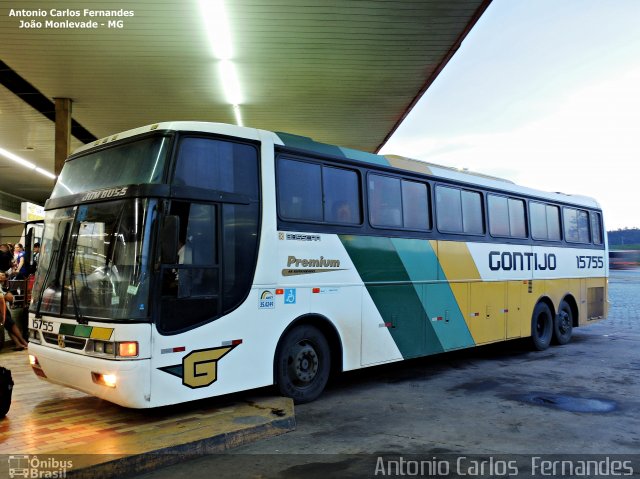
[576,255,604,269]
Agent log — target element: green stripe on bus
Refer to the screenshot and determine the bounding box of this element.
[390,238,475,350]
[276,132,390,167]
[58,323,94,338]
[74,325,93,338]
[339,235,445,358]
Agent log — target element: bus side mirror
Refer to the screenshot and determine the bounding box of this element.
[161,216,179,264]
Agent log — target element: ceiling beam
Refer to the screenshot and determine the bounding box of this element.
[0,60,97,144]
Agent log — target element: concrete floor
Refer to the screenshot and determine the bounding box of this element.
[134,270,640,478]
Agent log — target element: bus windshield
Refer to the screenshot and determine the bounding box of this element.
[51,135,170,198]
[31,198,157,321]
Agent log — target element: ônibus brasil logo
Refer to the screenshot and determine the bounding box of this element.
[8,455,73,478]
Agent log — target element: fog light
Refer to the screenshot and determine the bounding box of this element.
[92,372,117,388]
[118,341,138,357]
[29,354,38,366]
[102,374,117,388]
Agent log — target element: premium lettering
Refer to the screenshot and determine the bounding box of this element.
[286,255,340,268]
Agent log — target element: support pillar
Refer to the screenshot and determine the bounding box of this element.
[54,98,72,177]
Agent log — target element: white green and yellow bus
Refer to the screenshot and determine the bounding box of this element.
[28,121,608,408]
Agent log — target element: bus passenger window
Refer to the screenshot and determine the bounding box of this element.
[591,212,603,245]
[323,167,361,225]
[436,186,483,234]
[461,190,483,234]
[368,174,402,228]
[402,180,430,230]
[564,207,590,243]
[489,195,526,238]
[546,205,561,240]
[489,195,510,236]
[531,202,561,241]
[509,199,527,238]
[436,186,463,232]
[277,159,322,221]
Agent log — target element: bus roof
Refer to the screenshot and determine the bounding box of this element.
[71,121,601,210]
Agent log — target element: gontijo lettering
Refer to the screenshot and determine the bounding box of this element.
[489,251,557,271]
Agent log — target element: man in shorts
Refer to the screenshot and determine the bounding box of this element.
[0,271,28,350]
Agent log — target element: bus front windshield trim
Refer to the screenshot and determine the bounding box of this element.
[30,199,157,321]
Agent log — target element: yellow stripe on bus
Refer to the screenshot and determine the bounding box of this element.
[90,327,114,341]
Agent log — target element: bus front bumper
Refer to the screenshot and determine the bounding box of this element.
[28,342,152,408]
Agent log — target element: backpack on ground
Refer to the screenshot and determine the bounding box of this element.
[0,366,14,418]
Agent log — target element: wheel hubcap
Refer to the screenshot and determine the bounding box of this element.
[558,310,570,334]
[289,341,319,385]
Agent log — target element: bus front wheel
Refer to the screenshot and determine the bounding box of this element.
[275,325,330,404]
[553,300,573,345]
[531,302,553,351]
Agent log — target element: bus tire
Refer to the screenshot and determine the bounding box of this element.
[553,300,573,345]
[275,325,330,404]
[531,302,553,351]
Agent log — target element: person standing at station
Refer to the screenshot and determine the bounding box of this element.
[11,244,28,279]
[0,272,29,350]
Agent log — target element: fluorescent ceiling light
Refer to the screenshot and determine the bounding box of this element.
[35,167,57,179]
[0,147,36,169]
[233,105,243,127]
[199,1,245,127]
[219,60,242,105]
[0,147,56,179]
[199,0,233,60]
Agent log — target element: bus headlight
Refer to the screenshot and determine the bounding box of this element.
[90,340,132,357]
[118,341,138,357]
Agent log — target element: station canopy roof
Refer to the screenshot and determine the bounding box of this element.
[0,0,491,206]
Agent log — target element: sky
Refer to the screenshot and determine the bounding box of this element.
[379,0,640,231]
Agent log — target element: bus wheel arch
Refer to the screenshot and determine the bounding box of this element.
[553,295,577,345]
[530,298,554,351]
[273,314,342,404]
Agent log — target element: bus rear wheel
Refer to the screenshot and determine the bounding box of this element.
[531,302,553,351]
[275,325,330,404]
[553,300,573,345]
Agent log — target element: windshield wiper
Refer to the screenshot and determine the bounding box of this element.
[67,234,86,324]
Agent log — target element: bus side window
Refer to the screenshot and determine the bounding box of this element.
[277,158,322,221]
[174,137,259,199]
